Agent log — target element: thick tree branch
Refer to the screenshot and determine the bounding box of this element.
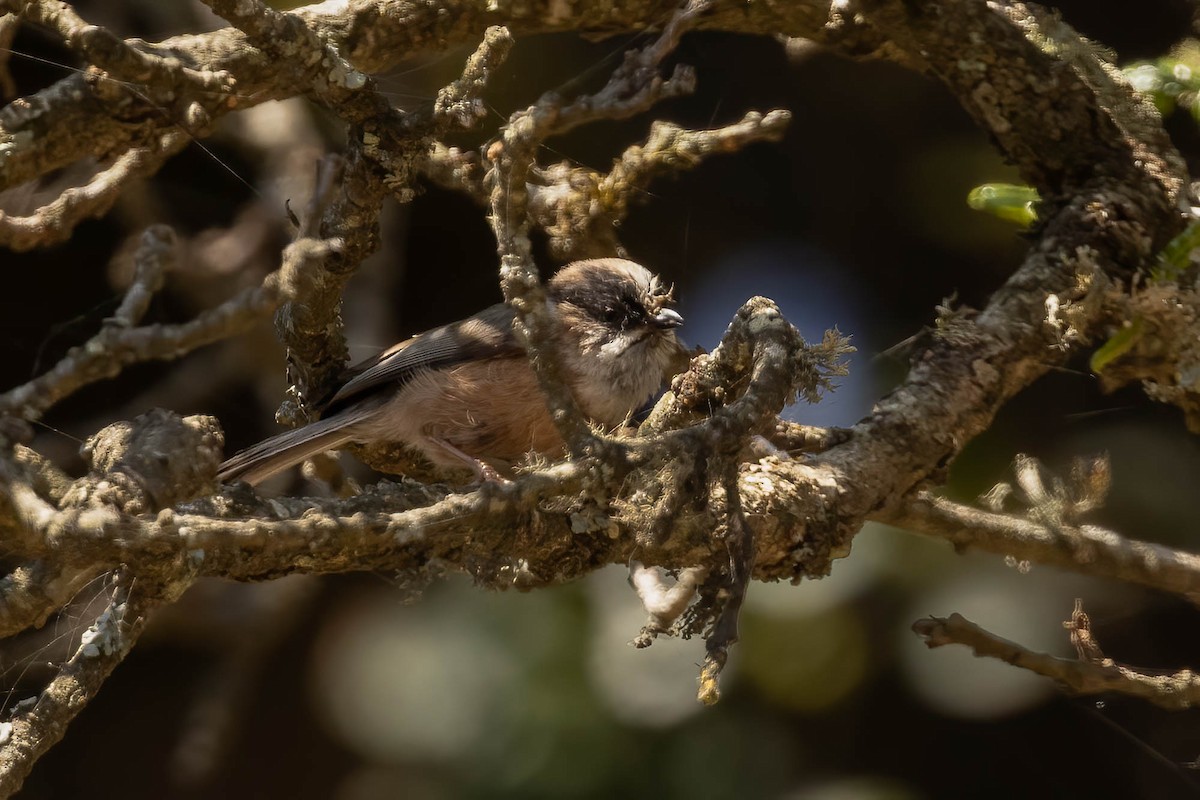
[0,0,1197,789]
[857,0,1183,199]
[14,1,232,90]
[745,0,1190,577]
[0,0,849,208]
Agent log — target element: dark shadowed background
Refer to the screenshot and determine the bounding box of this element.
[4,1,1200,798]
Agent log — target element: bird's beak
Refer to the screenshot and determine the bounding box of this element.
[651,308,684,329]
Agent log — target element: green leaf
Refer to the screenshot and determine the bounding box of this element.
[967,183,1040,227]
[1151,221,1200,283]
[1090,317,1145,374]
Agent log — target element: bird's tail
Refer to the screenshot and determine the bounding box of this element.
[217,415,361,486]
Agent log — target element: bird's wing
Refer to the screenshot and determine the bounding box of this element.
[320,303,522,413]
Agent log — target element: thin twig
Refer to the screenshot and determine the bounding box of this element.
[0,226,276,422]
[0,560,104,639]
[434,26,515,128]
[485,0,714,457]
[0,134,187,252]
[0,571,186,796]
[270,149,374,420]
[697,462,755,705]
[885,492,1200,602]
[600,110,792,218]
[913,611,1200,710]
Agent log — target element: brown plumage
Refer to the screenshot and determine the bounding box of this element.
[217,259,685,485]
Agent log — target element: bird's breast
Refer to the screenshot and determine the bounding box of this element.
[365,357,564,468]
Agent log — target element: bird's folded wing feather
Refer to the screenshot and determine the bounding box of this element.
[321,303,522,412]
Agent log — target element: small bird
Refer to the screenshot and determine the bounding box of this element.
[218,258,685,486]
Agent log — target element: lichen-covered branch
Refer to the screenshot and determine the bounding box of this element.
[697,463,755,705]
[0,0,1198,790]
[883,491,1200,602]
[265,27,516,426]
[0,213,319,425]
[913,611,1200,711]
[0,0,861,195]
[434,26,514,128]
[599,109,792,224]
[739,3,1190,579]
[0,132,187,251]
[484,0,715,456]
[857,0,1182,200]
[267,152,365,422]
[530,108,793,260]
[0,572,189,797]
[14,0,232,91]
[0,226,239,422]
[199,0,403,139]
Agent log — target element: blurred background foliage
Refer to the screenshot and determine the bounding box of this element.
[4,1,1200,798]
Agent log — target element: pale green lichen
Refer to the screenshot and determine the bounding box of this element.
[78,602,125,658]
